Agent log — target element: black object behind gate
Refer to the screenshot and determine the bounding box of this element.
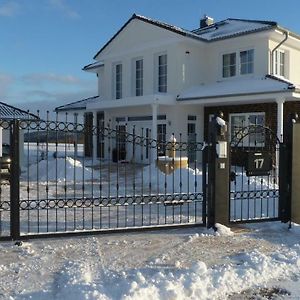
[229,125,280,223]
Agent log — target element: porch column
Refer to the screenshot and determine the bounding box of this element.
[276,98,285,142]
[92,111,97,160]
[152,103,158,160]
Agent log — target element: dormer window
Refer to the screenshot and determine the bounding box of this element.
[222,49,254,78]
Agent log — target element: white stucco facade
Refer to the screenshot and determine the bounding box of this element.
[57,14,300,163]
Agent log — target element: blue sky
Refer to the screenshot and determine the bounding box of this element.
[1,0,300,114]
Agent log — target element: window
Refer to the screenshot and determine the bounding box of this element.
[223,53,236,78]
[135,59,143,96]
[188,115,197,121]
[115,64,122,99]
[230,112,265,146]
[222,49,254,78]
[158,54,167,92]
[274,50,285,77]
[240,49,254,75]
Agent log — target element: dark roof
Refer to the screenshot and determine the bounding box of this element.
[93,14,282,59]
[192,18,277,41]
[0,101,39,120]
[93,14,205,59]
[54,96,99,112]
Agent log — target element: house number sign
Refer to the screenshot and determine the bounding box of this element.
[245,151,272,177]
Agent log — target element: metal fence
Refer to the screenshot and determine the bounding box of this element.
[0,116,205,240]
[229,125,280,223]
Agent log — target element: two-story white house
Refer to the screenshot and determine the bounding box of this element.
[55,14,300,163]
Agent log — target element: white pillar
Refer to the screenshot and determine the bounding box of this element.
[152,103,158,161]
[92,111,97,161]
[276,98,285,142]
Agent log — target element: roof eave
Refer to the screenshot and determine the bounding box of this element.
[177,89,294,102]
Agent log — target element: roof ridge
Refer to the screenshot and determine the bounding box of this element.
[227,18,277,26]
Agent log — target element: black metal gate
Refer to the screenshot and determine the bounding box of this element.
[229,125,280,223]
[0,116,206,240]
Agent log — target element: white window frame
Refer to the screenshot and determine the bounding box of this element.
[240,49,254,75]
[222,49,254,78]
[113,63,122,99]
[157,53,167,93]
[229,112,265,147]
[273,49,285,77]
[222,52,236,78]
[135,58,143,96]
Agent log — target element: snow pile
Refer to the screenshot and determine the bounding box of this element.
[214,223,234,236]
[141,163,202,194]
[34,246,300,300]
[1,223,300,299]
[232,171,278,190]
[25,157,94,182]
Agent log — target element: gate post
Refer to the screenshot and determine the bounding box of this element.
[279,113,298,223]
[10,120,20,240]
[207,113,230,229]
[291,119,300,224]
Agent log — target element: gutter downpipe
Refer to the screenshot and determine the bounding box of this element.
[270,30,289,75]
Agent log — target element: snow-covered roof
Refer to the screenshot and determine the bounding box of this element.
[92,14,284,60]
[0,101,39,120]
[92,13,205,60]
[82,61,104,71]
[55,96,99,112]
[192,18,276,41]
[177,76,299,101]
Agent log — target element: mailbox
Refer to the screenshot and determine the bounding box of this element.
[245,151,272,176]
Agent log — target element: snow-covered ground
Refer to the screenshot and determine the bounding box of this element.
[0,144,295,299]
[0,222,299,299]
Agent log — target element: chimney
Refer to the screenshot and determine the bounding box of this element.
[200,15,214,29]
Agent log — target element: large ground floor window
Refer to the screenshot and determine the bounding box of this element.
[230,112,265,146]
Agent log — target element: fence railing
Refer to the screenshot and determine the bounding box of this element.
[0,117,205,239]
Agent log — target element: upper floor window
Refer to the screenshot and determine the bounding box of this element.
[274,50,285,77]
[240,49,254,75]
[223,49,254,78]
[135,59,143,96]
[158,54,167,92]
[223,53,236,78]
[115,63,122,99]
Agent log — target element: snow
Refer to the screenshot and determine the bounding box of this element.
[216,116,226,127]
[141,162,202,194]
[178,76,293,101]
[0,145,297,299]
[26,156,93,182]
[83,61,104,71]
[0,222,300,299]
[193,19,273,41]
